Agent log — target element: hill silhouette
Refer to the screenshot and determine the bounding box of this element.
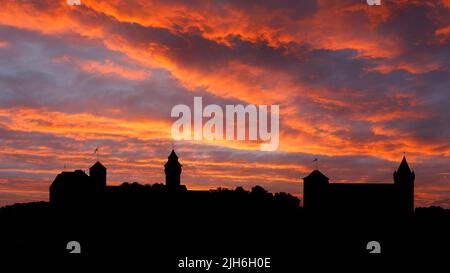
[0,150,449,270]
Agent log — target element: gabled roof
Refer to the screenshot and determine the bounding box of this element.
[50,170,89,188]
[304,169,329,181]
[90,161,106,170]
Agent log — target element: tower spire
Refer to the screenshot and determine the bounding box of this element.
[165,149,182,191]
[393,156,415,215]
[397,155,411,173]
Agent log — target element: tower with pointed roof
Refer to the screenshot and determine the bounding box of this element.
[393,156,414,214]
[164,150,182,191]
[303,169,329,210]
[303,156,415,216]
[90,161,107,188]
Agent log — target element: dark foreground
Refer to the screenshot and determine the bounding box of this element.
[0,197,449,271]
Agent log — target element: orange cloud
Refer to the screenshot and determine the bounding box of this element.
[0,0,449,208]
[54,55,150,80]
[0,40,9,48]
[0,0,445,161]
[0,107,170,141]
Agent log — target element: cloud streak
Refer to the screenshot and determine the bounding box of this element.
[0,0,449,207]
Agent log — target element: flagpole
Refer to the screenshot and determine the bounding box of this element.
[94,147,99,161]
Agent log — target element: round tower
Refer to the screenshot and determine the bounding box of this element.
[164,150,182,191]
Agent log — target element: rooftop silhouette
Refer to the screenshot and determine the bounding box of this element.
[303,156,414,217]
[48,150,415,218]
[47,149,300,214]
[0,150,449,266]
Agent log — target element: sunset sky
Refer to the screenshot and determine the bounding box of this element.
[0,0,449,207]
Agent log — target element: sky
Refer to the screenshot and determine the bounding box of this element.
[0,0,449,208]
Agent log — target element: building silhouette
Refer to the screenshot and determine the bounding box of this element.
[50,151,415,217]
[90,161,106,188]
[303,156,414,216]
[49,150,185,207]
[2,151,449,264]
[49,169,98,208]
[164,149,182,191]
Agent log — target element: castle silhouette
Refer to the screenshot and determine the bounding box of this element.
[303,156,414,216]
[2,150,449,264]
[50,150,414,217]
[50,149,187,208]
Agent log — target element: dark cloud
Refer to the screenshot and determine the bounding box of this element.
[0,0,449,208]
